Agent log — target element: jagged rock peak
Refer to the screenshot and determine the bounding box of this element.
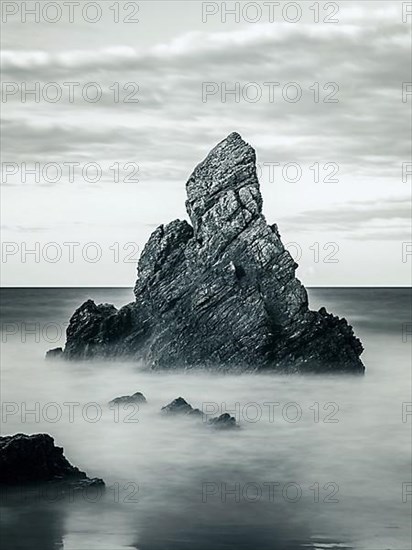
[185,133,262,243]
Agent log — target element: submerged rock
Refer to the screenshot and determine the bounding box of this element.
[160,399,236,428]
[0,433,104,487]
[109,392,147,406]
[53,133,364,373]
[208,413,238,430]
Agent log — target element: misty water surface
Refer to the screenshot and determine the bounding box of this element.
[0,287,411,550]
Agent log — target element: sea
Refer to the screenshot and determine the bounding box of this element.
[0,287,411,550]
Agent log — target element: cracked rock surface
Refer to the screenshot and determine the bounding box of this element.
[57,133,364,373]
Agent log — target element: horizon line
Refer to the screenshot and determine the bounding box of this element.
[1,285,411,290]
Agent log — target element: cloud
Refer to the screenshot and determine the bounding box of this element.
[1,2,411,285]
[280,196,412,240]
[1,9,410,186]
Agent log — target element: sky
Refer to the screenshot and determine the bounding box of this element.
[1,0,411,286]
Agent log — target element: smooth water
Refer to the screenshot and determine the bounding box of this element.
[0,287,411,550]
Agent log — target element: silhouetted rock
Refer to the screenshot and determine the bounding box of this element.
[208,413,238,429]
[161,397,194,415]
[0,433,104,487]
[108,392,147,406]
[160,399,237,427]
[161,398,213,423]
[45,347,63,359]
[54,133,364,373]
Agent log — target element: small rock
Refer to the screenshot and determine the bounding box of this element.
[208,413,238,430]
[161,397,194,415]
[45,347,63,359]
[161,400,237,429]
[108,392,147,406]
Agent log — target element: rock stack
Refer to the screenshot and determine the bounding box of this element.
[56,133,364,373]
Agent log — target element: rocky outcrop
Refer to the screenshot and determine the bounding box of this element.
[0,433,104,487]
[208,413,238,430]
[160,398,237,427]
[55,133,364,373]
[161,397,203,418]
[108,392,147,406]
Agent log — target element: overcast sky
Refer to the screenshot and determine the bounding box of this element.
[1,0,411,286]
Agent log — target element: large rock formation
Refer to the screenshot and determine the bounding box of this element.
[57,133,364,373]
[0,433,104,486]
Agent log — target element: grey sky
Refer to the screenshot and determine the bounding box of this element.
[1,1,411,286]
